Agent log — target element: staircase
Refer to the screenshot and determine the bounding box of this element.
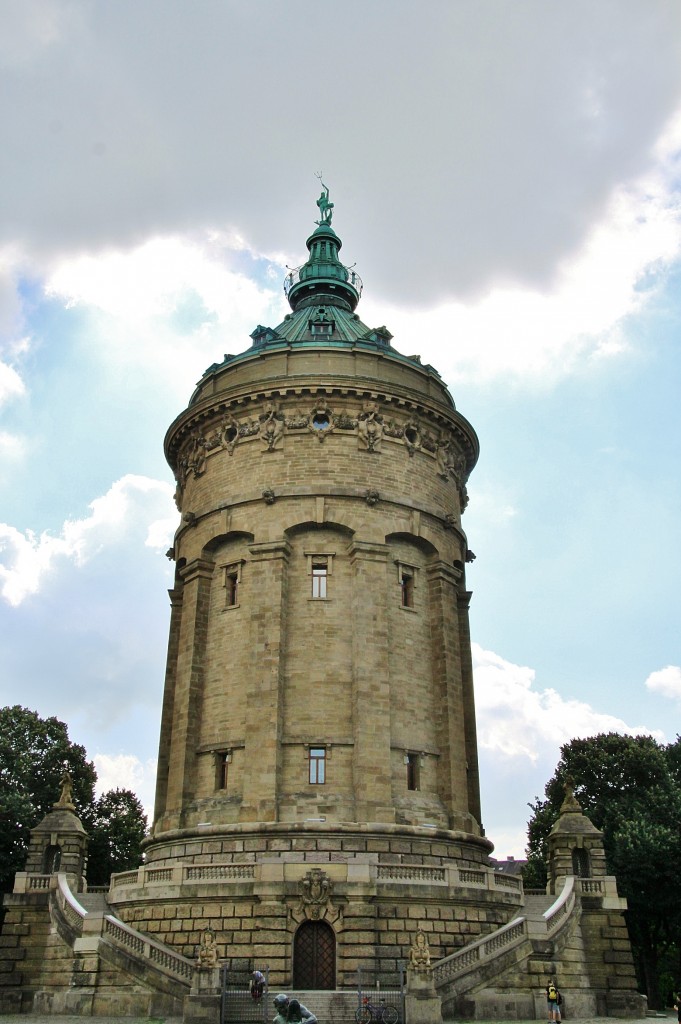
[280,992,359,1024]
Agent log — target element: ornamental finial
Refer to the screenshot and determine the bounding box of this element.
[314,172,334,226]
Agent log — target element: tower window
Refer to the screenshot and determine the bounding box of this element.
[400,570,415,608]
[405,752,420,791]
[305,551,335,599]
[311,560,327,599]
[220,560,244,609]
[225,571,239,606]
[216,751,231,790]
[309,747,326,784]
[395,560,418,610]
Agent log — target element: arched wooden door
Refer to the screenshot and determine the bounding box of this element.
[293,920,336,990]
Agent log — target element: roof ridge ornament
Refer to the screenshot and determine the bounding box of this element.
[314,171,334,227]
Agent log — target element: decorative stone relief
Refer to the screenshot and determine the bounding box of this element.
[239,418,261,438]
[384,419,404,439]
[285,410,309,429]
[213,415,240,455]
[408,927,432,971]
[358,402,384,452]
[403,418,422,456]
[307,401,335,442]
[260,402,285,451]
[296,868,337,922]
[262,488,276,505]
[365,489,380,506]
[335,412,357,430]
[196,928,219,969]
[186,432,208,477]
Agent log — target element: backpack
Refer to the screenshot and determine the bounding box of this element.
[557,992,562,1006]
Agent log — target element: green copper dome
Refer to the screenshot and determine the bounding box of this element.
[284,182,363,313]
[196,183,446,391]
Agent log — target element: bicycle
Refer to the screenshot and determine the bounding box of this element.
[355,997,399,1024]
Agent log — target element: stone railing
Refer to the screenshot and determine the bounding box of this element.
[543,875,574,935]
[103,915,194,983]
[376,863,522,893]
[110,860,522,897]
[493,872,523,891]
[55,873,87,935]
[576,877,604,895]
[28,874,52,890]
[433,875,582,991]
[377,865,447,884]
[434,916,527,984]
[110,861,257,891]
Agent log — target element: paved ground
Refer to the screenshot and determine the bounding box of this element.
[0,1016,671,1024]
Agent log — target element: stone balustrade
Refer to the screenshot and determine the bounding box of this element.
[109,860,522,896]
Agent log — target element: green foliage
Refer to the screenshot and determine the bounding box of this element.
[0,706,147,898]
[85,789,147,886]
[0,705,97,894]
[526,732,681,1009]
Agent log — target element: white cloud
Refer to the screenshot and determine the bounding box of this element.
[474,643,667,858]
[0,431,26,459]
[93,752,157,823]
[362,111,681,384]
[0,361,25,405]
[44,235,287,396]
[473,642,663,763]
[645,665,681,703]
[0,474,175,606]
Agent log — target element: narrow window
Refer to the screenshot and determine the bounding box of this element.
[401,570,414,608]
[226,571,239,607]
[217,751,231,790]
[221,560,244,608]
[311,559,328,599]
[406,753,420,791]
[309,747,326,784]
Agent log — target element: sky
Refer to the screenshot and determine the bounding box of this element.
[1,0,680,858]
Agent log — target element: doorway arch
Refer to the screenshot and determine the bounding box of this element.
[293,920,336,990]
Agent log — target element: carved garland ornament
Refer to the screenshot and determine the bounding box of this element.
[173,398,471,509]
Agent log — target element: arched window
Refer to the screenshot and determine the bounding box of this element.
[43,844,62,873]
[572,846,590,878]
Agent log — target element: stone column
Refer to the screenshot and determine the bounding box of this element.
[163,557,214,824]
[427,561,476,833]
[240,539,291,822]
[349,540,394,823]
[457,589,482,828]
[153,580,184,825]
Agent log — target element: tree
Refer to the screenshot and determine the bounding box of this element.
[0,705,97,895]
[525,733,681,1009]
[85,789,147,886]
[0,706,148,908]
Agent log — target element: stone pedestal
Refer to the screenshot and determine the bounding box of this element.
[406,968,443,1024]
[183,967,221,1024]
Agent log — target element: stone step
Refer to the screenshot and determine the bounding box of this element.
[78,891,111,913]
[522,894,555,918]
[286,990,359,1024]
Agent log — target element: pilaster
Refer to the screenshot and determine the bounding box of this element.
[240,539,291,822]
[154,582,184,824]
[348,540,394,822]
[164,558,214,824]
[457,589,482,828]
[427,562,477,832]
